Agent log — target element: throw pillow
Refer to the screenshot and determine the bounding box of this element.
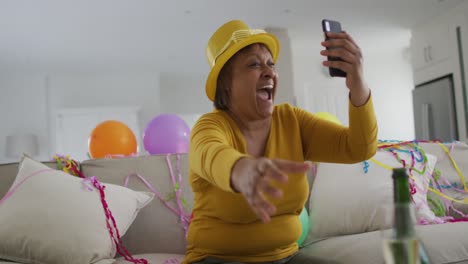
[308,150,437,239]
[0,156,154,264]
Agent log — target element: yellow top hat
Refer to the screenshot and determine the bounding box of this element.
[205,20,280,101]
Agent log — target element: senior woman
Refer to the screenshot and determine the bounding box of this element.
[182,20,377,264]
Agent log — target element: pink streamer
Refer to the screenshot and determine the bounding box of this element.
[83,177,148,264]
[448,218,468,223]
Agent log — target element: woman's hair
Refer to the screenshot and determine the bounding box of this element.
[213,58,233,110]
[213,43,269,110]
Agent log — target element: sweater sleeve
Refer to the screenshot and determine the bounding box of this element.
[189,113,248,192]
[299,95,378,163]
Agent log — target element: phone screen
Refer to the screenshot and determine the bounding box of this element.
[322,19,347,78]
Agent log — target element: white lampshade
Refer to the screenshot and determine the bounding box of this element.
[5,134,39,158]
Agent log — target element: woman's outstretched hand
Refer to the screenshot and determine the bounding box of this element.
[231,157,311,223]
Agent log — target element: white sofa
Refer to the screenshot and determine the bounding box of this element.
[0,141,467,263]
[302,141,468,264]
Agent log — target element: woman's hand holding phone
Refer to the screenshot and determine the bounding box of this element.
[321,19,370,106]
[321,19,346,77]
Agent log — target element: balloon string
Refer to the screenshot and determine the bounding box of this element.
[166,154,191,238]
[123,173,186,217]
[122,155,191,238]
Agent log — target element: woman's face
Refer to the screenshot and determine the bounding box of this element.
[228,44,278,120]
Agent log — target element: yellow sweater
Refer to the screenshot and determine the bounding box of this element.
[183,98,377,263]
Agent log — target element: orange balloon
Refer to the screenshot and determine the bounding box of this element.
[88,120,137,159]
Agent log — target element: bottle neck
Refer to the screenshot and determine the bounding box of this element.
[393,168,411,204]
[393,204,415,238]
[392,168,415,238]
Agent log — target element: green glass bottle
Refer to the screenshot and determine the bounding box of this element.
[383,168,431,264]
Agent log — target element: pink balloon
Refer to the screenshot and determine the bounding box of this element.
[143,114,190,154]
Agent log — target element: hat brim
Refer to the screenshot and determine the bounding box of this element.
[205,33,280,102]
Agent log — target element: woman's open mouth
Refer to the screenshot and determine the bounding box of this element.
[257,85,273,101]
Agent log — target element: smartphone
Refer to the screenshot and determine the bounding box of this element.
[322,19,347,78]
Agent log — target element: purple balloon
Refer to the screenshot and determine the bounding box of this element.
[143,114,190,154]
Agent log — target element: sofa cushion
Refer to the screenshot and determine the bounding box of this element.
[82,153,317,257]
[308,150,438,239]
[81,154,192,255]
[0,156,153,264]
[115,253,184,264]
[302,222,468,264]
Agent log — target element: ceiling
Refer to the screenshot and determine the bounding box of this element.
[0,0,465,73]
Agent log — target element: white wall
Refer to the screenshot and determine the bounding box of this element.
[159,72,213,129]
[364,29,415,140]
[0,28,418,164]
[0,70,161,163]
[266,27,296,105]
[48,70,160,125]
[159,72,212,115]
[290,27,415,140]
[0,72,49,163]
[48,70,160,156]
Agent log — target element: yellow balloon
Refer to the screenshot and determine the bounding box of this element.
[314,112,341,124]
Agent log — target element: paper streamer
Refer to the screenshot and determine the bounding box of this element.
[369,140,468,223]
[83,176,148,264]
